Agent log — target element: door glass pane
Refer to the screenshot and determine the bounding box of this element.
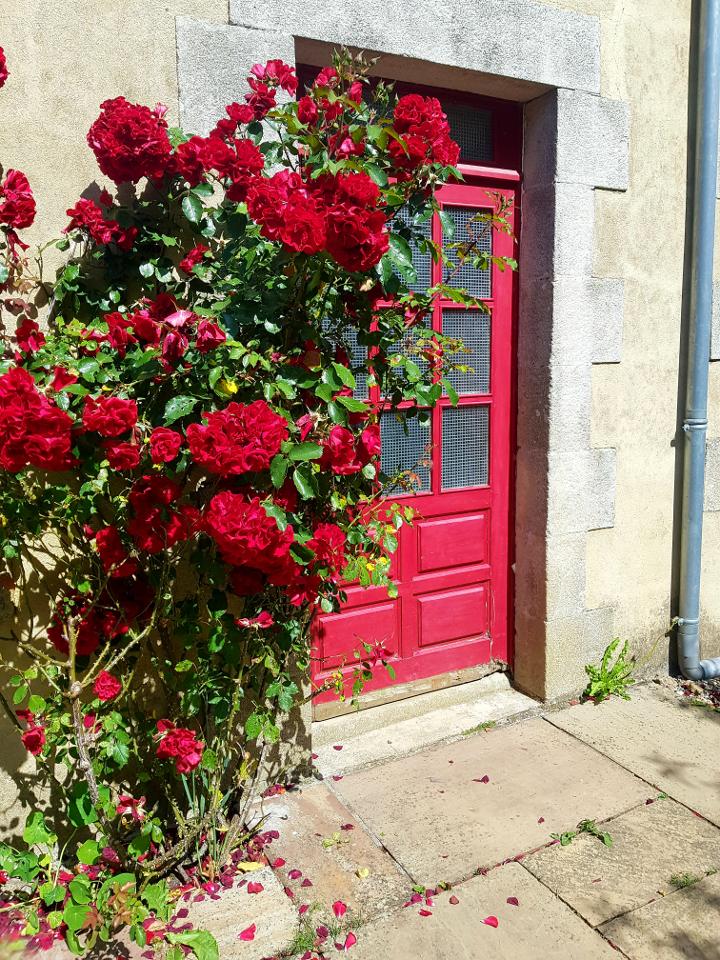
[394,207,433,293]
[442,206,492,299]
[322,320,369,400]
[444,103,493,164]
[442,308,491,395]
[387,325,431,387]
[442,405,489,489]
[381,412,432,493]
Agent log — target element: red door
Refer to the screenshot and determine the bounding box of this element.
[313,92,520,704]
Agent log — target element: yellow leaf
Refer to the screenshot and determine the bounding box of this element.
[218,378,239,396]
[236,861,264,872]
[356,867,370,879]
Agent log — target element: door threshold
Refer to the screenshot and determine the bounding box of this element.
[313,662,507,722]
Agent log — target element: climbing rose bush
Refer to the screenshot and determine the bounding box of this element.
[0,48,512,957]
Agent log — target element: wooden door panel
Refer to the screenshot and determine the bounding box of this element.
[416,583,490,647]
[416,512,489,572]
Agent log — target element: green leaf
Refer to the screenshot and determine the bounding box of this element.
[68,875,92,905]
[0,265,9,285]
[245,713,262,740]
[68,784,99,828]
[442,379,459,406]
[200,748,217,772]
[163,394,200,425]
[27,695,46,714]
[181,193,204,224]
[333,362,356,389]
[292,466,317,500]
[366,165,389,187]
[389,234,416,280]
[63,900,90,933]
[141,879,169,917]
[288,442,323,461]
[77,839,100,865]
[336,395,368,413]
[166,930,219,960]
[12,683,27,704]
[139,262,155,278]
[23,812,55,848]
[438,208,455,239]
[270,454,289,489]
[191,182,215,198]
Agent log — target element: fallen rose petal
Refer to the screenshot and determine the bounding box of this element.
[301,878,313,887]
[482,916,499,928]
[506,896,519,906]
[419,909,432,917]
[333,744,343,751]
[312,752,319,759]
[284,886,295,898]
[537,817,545,824]
[449,895,459,905]
[340,823,355,831]
[288,869,303,880]
[332,775,343,781]
[272,857,286,868]
[343,932,357,950]
[238,924,256,941]
[316,925,329,941]
[299,903,309,915]
[332,900,348,918]
[247,882,264,894]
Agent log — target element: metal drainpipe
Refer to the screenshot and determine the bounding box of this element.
[677,0,720,680]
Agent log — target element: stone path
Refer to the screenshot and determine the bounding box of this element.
[246,680,720,959]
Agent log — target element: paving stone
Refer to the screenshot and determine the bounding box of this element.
[524,797,720,926]
[259,782,409,923]
[351,862,617,959]
[600,871,720,959]
[547,683,720,826]
[184,867,297,960]
[334,718,651,884]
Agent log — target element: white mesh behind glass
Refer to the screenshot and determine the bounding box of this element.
[380,412,432,492]
[442,309,491,395]
[394,207,433,292]
[443,206,492,299]
[442,405,489,488]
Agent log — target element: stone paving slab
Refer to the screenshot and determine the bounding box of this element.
[547,682,720,826]
[258,782,409,922]
[600,871,720,959]
[184,868,297,960]
[351,862,617,959]
[334,718,652,884]
[524,796,720,926]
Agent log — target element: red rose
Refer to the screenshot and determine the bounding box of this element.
[195,319,226,354]
[348,81,364,104]
[82,395,137,437]
[149,427,183,464]
[358,423,381,463]
[127,475,195,554]
[0,170,36,230]
[50,367,78,392]
[204,492,295,573]
[155,720,204,774]
[95,525,137,578]
[321,425,363,475]
[65,199,137,251]
[87,97,172,185]
[314,67,339,89]
[186,400,288,476]
[105,312,137,356]
[14,318,45,354]
[297,96,318,126]
[307,523,347,578]
[245,82,276,120]
[0,367,74,472]
[325,205,388,273]
[226,102,255,125]
[391,95,460,169]
[0,47,8,89]
[48,590,128,657]
[103,440,141,470]
[249,60,298,95]
[179,244,209,273]
[93,670,122,702]
[246,171,325,254]
[21,724,45,756]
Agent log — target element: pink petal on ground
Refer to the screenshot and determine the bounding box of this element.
[343,932,357,950]
[284,886,295,898]
[301,878,313,888]
[537,817,545,824]
[312,753,319,760]
[316,925,329,941]
[238,924,256,941]
[333,744,344,751]
[332,900,348,918]
[449,895,459,905]
[340,823,355,831]
[299,904,309,915]
[272,857,286,868]
[332,775,344,781]
[288,869,303,880]
[482,916,499,928]
[418,909,432,917]
[506,897,519,906]
[247,882,264,894]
